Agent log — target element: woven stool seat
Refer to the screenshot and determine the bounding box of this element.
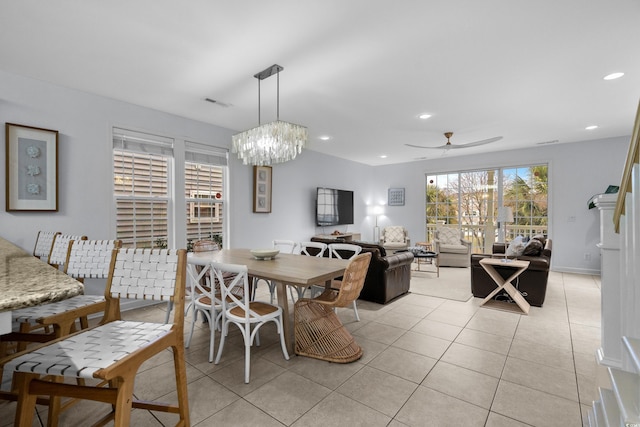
[2,320,172,383]
[294,299,362,363]
[12,295,105,326]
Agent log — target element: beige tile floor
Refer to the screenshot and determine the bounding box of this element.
[0,269,601,426]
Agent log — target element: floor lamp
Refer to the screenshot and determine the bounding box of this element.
[369,205,385,242]
[497,206,514,261]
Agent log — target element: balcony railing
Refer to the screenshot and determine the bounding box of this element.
[426,223,548,254]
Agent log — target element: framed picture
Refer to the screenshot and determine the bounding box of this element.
[5,123,59,212]
[388,187,405,206]
[253,165,272,213]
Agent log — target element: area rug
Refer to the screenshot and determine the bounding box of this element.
[409,266,473,302]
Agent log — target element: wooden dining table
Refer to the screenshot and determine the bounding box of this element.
[0,237,84,334]
[188,248,349,353]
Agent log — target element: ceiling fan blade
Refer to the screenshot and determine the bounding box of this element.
[405,136,502,150]
[454,136,503,148]
[404,143,449,149]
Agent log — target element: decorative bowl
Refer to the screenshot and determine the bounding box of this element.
[407,246,425,255]
[250,249,280,260]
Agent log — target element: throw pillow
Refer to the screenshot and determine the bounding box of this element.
[522,239,543,256]
[506,235,525,257]
[385,226,405,243]
[437,227,460,245]
[532,234,547,246]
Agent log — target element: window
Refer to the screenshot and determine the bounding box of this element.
[184,141,227,249]
[113,128,173,248]
[113,129,228,249]
[426,164,548,253]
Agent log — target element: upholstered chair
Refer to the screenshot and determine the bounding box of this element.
[379,226,410,254]
[434,226,472,267]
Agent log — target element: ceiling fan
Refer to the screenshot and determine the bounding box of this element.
[406,132,503,150]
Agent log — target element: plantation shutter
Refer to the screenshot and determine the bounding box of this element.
[113,128,174,248]
[184,141,228,243]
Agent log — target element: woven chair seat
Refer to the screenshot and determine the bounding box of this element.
[1,320,172,385]
[11,295,106,326]
[294,299,362,363]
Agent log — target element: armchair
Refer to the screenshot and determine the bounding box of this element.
[434,226,472,267]
[379,226,410,254]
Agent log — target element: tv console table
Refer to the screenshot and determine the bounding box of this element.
[313,233,361,241]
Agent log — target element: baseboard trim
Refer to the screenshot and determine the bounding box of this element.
[550,266,601,275]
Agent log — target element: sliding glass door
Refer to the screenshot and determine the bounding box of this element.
[426,164,548,253]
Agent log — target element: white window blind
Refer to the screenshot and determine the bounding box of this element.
[113,128,174,248]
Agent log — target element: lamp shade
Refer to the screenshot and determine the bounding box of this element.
[367,205,385,216]
[497,206,514,223]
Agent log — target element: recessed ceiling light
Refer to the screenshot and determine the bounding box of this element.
[418,113,432,120]
[318,135,332,141]
[603,72,624,80]
[379,155,388,159]
[585,125,599,130]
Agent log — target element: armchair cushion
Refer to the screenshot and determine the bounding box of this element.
[383,226,406,243]
[438,243,469,254]
[437,226,461,245]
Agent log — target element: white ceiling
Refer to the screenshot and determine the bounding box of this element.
[1,1,639,165]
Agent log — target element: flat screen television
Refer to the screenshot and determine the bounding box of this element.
[316,187,354,226]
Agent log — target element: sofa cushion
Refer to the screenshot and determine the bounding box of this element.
[522,239,543,256]
[384,226,405,243]
[532,234,547,246]
[438,243,469,254]
[506,236,525,257]
[437,227,460,245]
[384,241,408,250]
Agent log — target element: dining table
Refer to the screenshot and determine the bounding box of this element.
[0,237,84,335]
[188,248,350,353]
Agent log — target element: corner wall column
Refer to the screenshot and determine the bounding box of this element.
[594,193,622,368]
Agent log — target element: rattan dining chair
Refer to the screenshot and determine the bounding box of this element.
[328,243,363,321]
[1,248,190,427]
[7,239,121,351]
[32,230,60,261]
[294,252,371,363]
[214,262,289,383]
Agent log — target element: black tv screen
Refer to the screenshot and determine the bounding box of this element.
[316,187,354,226]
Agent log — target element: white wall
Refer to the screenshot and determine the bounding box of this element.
[228,150,373,249]
[0,70,630,274]
[373,136,629,274]
[0,70,235,251]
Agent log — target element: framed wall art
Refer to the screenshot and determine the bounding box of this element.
[5,123,59,212]
[253,165,272,213]
[388,187,405,206]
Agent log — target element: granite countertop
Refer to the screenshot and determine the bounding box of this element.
[0,237,84,311]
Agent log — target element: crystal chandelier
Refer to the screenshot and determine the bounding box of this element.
[232,64,307,166]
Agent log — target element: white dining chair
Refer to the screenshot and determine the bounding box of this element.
[252,239,299,303]
[296,241,328,300]
[328,243,363,321]
[185,261,223,362]
[214,262,289,383]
